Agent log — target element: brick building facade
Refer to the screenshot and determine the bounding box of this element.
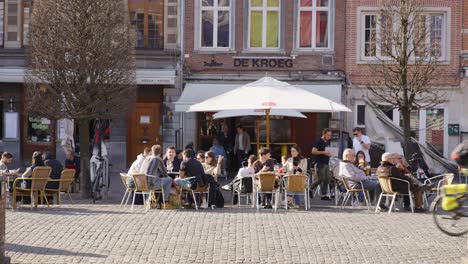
[344,0,463,158]
[175,0,348,158]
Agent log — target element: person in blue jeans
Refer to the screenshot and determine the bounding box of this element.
[339,148,387,211]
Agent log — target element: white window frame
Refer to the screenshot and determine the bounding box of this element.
[195,0,233,51]
[357,8,450,63]
[295,0,333,51]
[164,0,179,50]
[247,0,281,50]
[354,103,366,128]
[413,12,448,61]
[4,0,21,48]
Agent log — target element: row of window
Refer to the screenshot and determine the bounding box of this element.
[199,0,332,51]
[0,0,179,50]
[0,0,449,62]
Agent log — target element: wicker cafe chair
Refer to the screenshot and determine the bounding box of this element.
[283,174,309,210]
[119,173,136,208]
[256,172,279,211]
[340,176,371,211]
[131,174,165,212]
[179,181,210,210]
[375,176,415,214]
[44,169,76,205]
[422,173,454,208]
[13,166,52,210]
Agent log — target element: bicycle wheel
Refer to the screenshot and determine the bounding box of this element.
[432,196,468,237]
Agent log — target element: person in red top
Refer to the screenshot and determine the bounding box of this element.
[65,151,80,180]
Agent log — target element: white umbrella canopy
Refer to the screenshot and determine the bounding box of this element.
[212,109,307,119]
[188,77,352,113]
[188,77,351,147]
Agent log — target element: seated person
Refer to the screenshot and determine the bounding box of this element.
[209,138,227,159]
[126,147,151,187]
[196,151,205,164]
[44,152,64,190]
[138,145,172,206]
[354,150,369,170]
[377,152,431,212]
[0,152,14,173]
[221,155,257,193]
[282,145,308,208]
[163,146,182,177]
[253,148,276,208]
[203,151,224,181]
[175,148,208,208]
[18,151,45,204]
[65,151,80,180]
[339,149,384,208]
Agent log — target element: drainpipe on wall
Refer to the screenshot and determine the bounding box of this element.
[177,0,185,150]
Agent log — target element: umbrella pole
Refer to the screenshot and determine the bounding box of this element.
[266,109,270,148]
[256,117,260,152]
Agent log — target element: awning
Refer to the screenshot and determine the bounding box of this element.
[0,67,176,85]
[175,82,343,112]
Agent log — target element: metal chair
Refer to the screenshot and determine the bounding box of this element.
[256,172,279,211]
[283,174,309,210]
[119,173,136,208]
[422,173,454,208]
[232,176,255,207]
[179,181,210,210]
[340,176,370,210]
[13,166,52,210]
[131,174,165,212]
[44,169,76,205]
[375,176,415,214]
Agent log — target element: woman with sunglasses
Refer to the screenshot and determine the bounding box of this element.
[203,151,224,181]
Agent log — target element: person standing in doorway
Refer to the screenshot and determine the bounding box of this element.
[352,127,371,163]
[311,128,333,200]
[234,125,251,169]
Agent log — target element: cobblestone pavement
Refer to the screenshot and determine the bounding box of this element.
[4,176,468,263]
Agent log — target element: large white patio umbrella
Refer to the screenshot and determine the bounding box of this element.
[188,77,351,147]
[212,109,306,119]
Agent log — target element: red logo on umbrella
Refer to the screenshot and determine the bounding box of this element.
[262,102,277,106]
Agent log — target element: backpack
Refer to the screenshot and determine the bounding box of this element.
[208,181,224,208]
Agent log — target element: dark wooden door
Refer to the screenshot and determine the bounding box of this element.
[292,113,318,158]
[127,102,161,166]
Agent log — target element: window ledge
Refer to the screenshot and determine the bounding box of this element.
[291,49,335,56]
[193,49,237,54]
[241,49,286,55]
[356,59,450,65]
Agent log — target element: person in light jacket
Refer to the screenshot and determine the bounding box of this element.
[283,145,308,208]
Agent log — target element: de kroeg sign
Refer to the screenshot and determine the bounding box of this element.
[233,57,293,68]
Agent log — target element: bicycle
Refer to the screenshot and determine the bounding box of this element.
[90,156,110,204]
[432,183,468,236]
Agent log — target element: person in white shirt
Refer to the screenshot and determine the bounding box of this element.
[352,127,371,163]
[221,155,257,200]
[126,147,151,187]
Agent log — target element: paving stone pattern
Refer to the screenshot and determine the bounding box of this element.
[4,175,468,263]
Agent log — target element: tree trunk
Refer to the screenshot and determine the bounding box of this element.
[79,119,92,198]
[401,109,415,159]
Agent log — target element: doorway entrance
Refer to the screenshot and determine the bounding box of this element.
[127,102,161,166]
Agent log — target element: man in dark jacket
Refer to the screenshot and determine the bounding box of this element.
[44,152,63,190]
[377,153,431,212]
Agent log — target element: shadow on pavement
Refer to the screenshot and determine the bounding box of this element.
[6,243,106,258]
[11,207,131,216]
